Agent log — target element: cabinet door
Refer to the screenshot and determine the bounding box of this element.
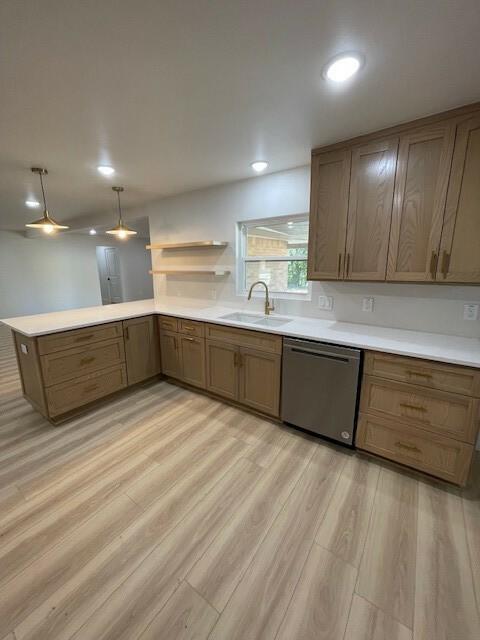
[238,347,281,417]
[387,122,455,281]
[439,115,480,283]
[180,336,206,389]
[159,330,182,379]
[205,339,237,400]
[307,149,351,280]
[123,316,160,385]
[345,138,398,280]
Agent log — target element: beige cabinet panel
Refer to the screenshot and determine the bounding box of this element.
[205,339,237,401]
[123,315,160,385]
[159,330,182,379]
[387,122,455,281]
[37,321,123,355]
[439,115,480,282]
[180,335,206,389]
[307,149,351,280]
[345,138,398,280]
[238,347,281,417]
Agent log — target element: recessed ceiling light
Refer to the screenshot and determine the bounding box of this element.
[251,161,268,173]
[25,199,40,208]
[89,228,97,235]
[324,53,363,82]
[97,165,115,176]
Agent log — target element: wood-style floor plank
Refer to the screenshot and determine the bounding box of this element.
[356,466,418,629]
[344,594,412,640]
[275,543,357,640]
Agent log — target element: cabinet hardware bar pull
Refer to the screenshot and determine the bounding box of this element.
[337,253,342,277]
[83,384,99,393]
[346,253,350,277]
[399,402,427,412]
[184,337,195,342]
[406,370,433,379]
[125,327,129,340]
[80,356,95,366]
[395,441,421,453]
[75,334,94,342]
[441,250,451,278]
[429,251,438,279]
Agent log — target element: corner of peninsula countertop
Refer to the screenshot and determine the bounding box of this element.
[2,298,480,369]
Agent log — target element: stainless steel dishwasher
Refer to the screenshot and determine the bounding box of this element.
[281,338,361,446]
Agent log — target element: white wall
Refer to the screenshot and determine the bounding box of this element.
[0,231,153,318]
[142,166,480,339]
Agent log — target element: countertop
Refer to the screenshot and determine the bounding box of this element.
[3,298,480,369]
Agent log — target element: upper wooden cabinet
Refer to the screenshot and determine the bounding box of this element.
[439,115,480,283]
[308,102,480,284]
[307,149,350,280]
[387,122,456,281]
[345,138,398,280]
[123,315,161,385]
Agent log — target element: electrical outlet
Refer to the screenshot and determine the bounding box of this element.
[318,295,333,311]
[362,297,374,312]
[463,303,479,321]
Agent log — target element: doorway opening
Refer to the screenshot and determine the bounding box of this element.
[96,246,124,304]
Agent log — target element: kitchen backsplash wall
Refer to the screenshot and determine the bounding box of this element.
[142,165,480,338]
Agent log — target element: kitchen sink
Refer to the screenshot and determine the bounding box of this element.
[219,312,292,328]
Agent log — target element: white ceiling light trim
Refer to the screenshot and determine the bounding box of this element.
[97,165,115,176]
[25,199,40,208]
[251,161,268,173]
[324,52,364,82]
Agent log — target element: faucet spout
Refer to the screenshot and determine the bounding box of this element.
[247,280,275,315]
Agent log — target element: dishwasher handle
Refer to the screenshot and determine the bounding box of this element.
[287,345,352,364]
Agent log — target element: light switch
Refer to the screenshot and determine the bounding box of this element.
[362,297,374,312]
[318,295,334,311]
[463,303,479,321]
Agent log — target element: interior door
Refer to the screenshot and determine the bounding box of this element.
[205,339,237,400]
[180,335,206,389]
[307,149,351,280]
[104,247,123,304]
[123,315,160,385]
[387,122,456,281]
[345,138,398,280]
[159,331,182,378]
[439,115,480,283]
[238,347,281,417]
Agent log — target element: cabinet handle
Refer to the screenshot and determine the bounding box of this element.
[184,337,195,342]
[399,402,427,413]
[125,327,129,340]
[406,370,432,380]
[183,325,195,331]
[75,334,94,342]
[80,356,95,366]
[83,383,99,393]
[429,251,438,279]
[395,441,421,454]
[441,251,451,279]
[346,253,351,277]
[337,253,342,277]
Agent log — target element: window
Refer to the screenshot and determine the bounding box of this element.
[237,215,310,298]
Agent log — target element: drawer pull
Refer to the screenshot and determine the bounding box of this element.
[429,251,438,279]
[395,441,421,454]
[75,334,94,342]
[183,325,195,331]
[399,403,427,413]
[184,337,195,342]
[337,253,342,277]
[83,383,99,393]
[406,370,433,379]
[80,356,95,366]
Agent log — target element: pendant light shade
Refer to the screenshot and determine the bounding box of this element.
[106,186,137,239]
[25,168,69,233]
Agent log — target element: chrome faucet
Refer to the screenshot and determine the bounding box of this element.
[247,280,275,315]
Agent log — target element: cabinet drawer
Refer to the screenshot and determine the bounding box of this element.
[158,316,179,332]
[365,351,480,397]
[356,413,473,486]
[205,323,282,354]
[38,322,123,355]
[41,337,125,386]
[178,318,205,338]
[46,364,127,417]
[360,375,479,444]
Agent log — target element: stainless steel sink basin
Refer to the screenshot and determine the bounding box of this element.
[219,312,292,328]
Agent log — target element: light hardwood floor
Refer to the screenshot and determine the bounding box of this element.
[0,324,479,640]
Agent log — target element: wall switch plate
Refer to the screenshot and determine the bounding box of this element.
[21,343,28,354]
[463,303,479,321]
[362,297,375,312]
[318,295,333,311]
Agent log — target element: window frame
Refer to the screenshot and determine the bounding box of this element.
[236,213,312,301]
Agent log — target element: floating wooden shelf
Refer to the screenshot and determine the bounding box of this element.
[146,241,228,250]
[149,269,230,276]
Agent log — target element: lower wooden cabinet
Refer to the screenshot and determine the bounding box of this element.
[205,339,237,400]
[180,335,206,389]
[123,315,160,385]
[159,330,182,378]
[238,347,281,416]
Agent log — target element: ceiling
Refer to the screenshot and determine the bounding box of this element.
[1,0,479,231]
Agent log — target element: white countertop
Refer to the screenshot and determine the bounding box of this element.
[3,299,480,369]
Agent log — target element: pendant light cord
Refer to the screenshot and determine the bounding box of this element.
[116,189,123,224]
[39,172,48,211]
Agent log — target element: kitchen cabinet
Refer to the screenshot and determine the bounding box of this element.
[123,315,161,385]
[387,122,456,281]
[307,149,350,280]
[180,334,206,389]
[205,339,237,400]
[439,114,480,283]
[159,330,182,378]
[238,347,281,416]
[344,138,398,280]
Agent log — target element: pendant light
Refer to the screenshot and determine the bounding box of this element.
[25,167,69,233]
[106,186,137,239]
